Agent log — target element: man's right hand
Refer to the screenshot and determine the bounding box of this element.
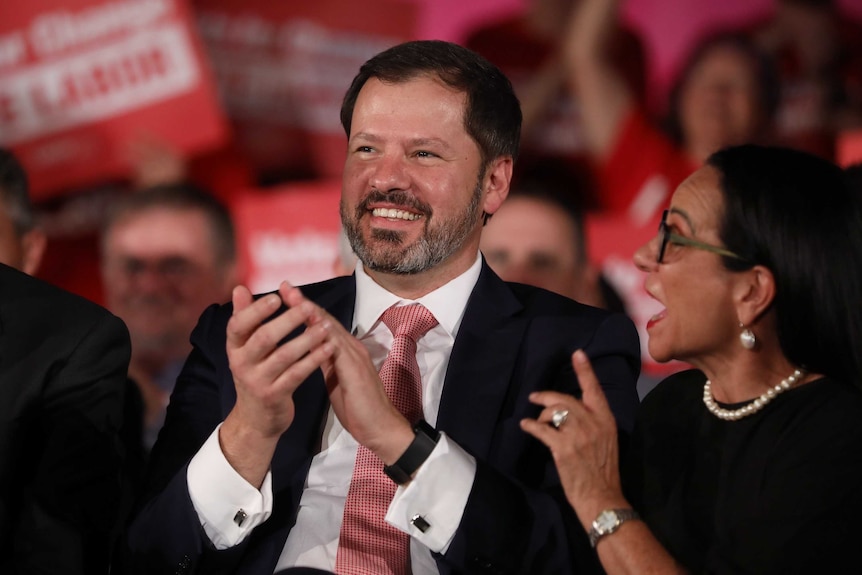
[220,284,333,488]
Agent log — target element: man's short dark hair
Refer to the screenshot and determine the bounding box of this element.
[508,159,591,266]
[102,182,236,267]
[340,40,522,167]
[0,148,36,235]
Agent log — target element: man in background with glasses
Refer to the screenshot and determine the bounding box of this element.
[100,183,238,451]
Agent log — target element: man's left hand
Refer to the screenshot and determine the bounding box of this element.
[279,281,415,464]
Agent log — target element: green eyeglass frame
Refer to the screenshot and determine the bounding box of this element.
[657,210,749,264]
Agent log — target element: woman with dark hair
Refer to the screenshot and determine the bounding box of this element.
[661,34,780,157]
[522,145,862,573]
[565,0,778,224]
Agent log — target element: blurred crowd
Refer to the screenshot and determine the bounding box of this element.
[17,0,862,302]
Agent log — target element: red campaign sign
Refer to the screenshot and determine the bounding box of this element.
[233,180,344,294]
[192,0,416,180]
[0,0,228,200]
[838,129,862,167]
[585,212,687,377]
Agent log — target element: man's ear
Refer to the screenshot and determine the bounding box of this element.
[735,264,776,326]
[481,156,513,217]
[20,228,46,276]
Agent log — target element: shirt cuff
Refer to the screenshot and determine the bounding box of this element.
[187,423,274,549]
[385,432,476,553]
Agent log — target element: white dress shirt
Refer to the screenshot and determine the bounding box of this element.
[187,255,483,574]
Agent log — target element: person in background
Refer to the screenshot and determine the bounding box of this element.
[481,160,620,311]
[465,0,645,209]
[751,0,862,159]
[565,0,779,225]
[522,144,862,573]
[0,148,132,575]
[126,39,640,575]
[0,149,47,275]
[33,131,250,307]
[100,183,237,450]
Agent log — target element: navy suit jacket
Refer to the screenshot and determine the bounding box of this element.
[127,262,640,575]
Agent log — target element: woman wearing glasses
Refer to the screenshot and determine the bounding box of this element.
[521,144,862,573]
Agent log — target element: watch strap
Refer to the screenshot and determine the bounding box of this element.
[588,508,640,548]
[383,420,440,484]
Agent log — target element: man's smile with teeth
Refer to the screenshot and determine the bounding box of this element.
[371,207,421,221]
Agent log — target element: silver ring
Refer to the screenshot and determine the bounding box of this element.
[551,409,569,429]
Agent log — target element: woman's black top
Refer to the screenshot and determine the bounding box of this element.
[624,369,862,574]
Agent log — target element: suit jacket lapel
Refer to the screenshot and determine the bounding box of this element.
[437,262,526,459]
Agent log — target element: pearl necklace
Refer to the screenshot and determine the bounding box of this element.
[703,369,805,421]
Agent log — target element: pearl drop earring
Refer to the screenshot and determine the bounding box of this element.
[739,324,756,350]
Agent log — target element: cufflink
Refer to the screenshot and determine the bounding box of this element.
[411,514,430,533]
[233,509,248,527]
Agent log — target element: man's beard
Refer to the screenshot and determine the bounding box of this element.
[341,180,483,275]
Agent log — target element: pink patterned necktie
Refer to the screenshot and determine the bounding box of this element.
[335,304,439,575]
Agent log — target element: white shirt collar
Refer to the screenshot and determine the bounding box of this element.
[353,253,483,339]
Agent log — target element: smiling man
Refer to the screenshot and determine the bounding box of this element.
[127,40,640,575]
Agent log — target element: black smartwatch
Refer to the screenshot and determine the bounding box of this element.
[383,420,440,484]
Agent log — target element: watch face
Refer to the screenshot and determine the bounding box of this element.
[595,510,620,532]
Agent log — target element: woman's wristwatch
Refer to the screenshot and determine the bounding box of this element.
[588,508,641,548]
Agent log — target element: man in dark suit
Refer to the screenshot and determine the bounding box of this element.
[126,40,640,574]
[0,263,132,573]
[0,149,132,574]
